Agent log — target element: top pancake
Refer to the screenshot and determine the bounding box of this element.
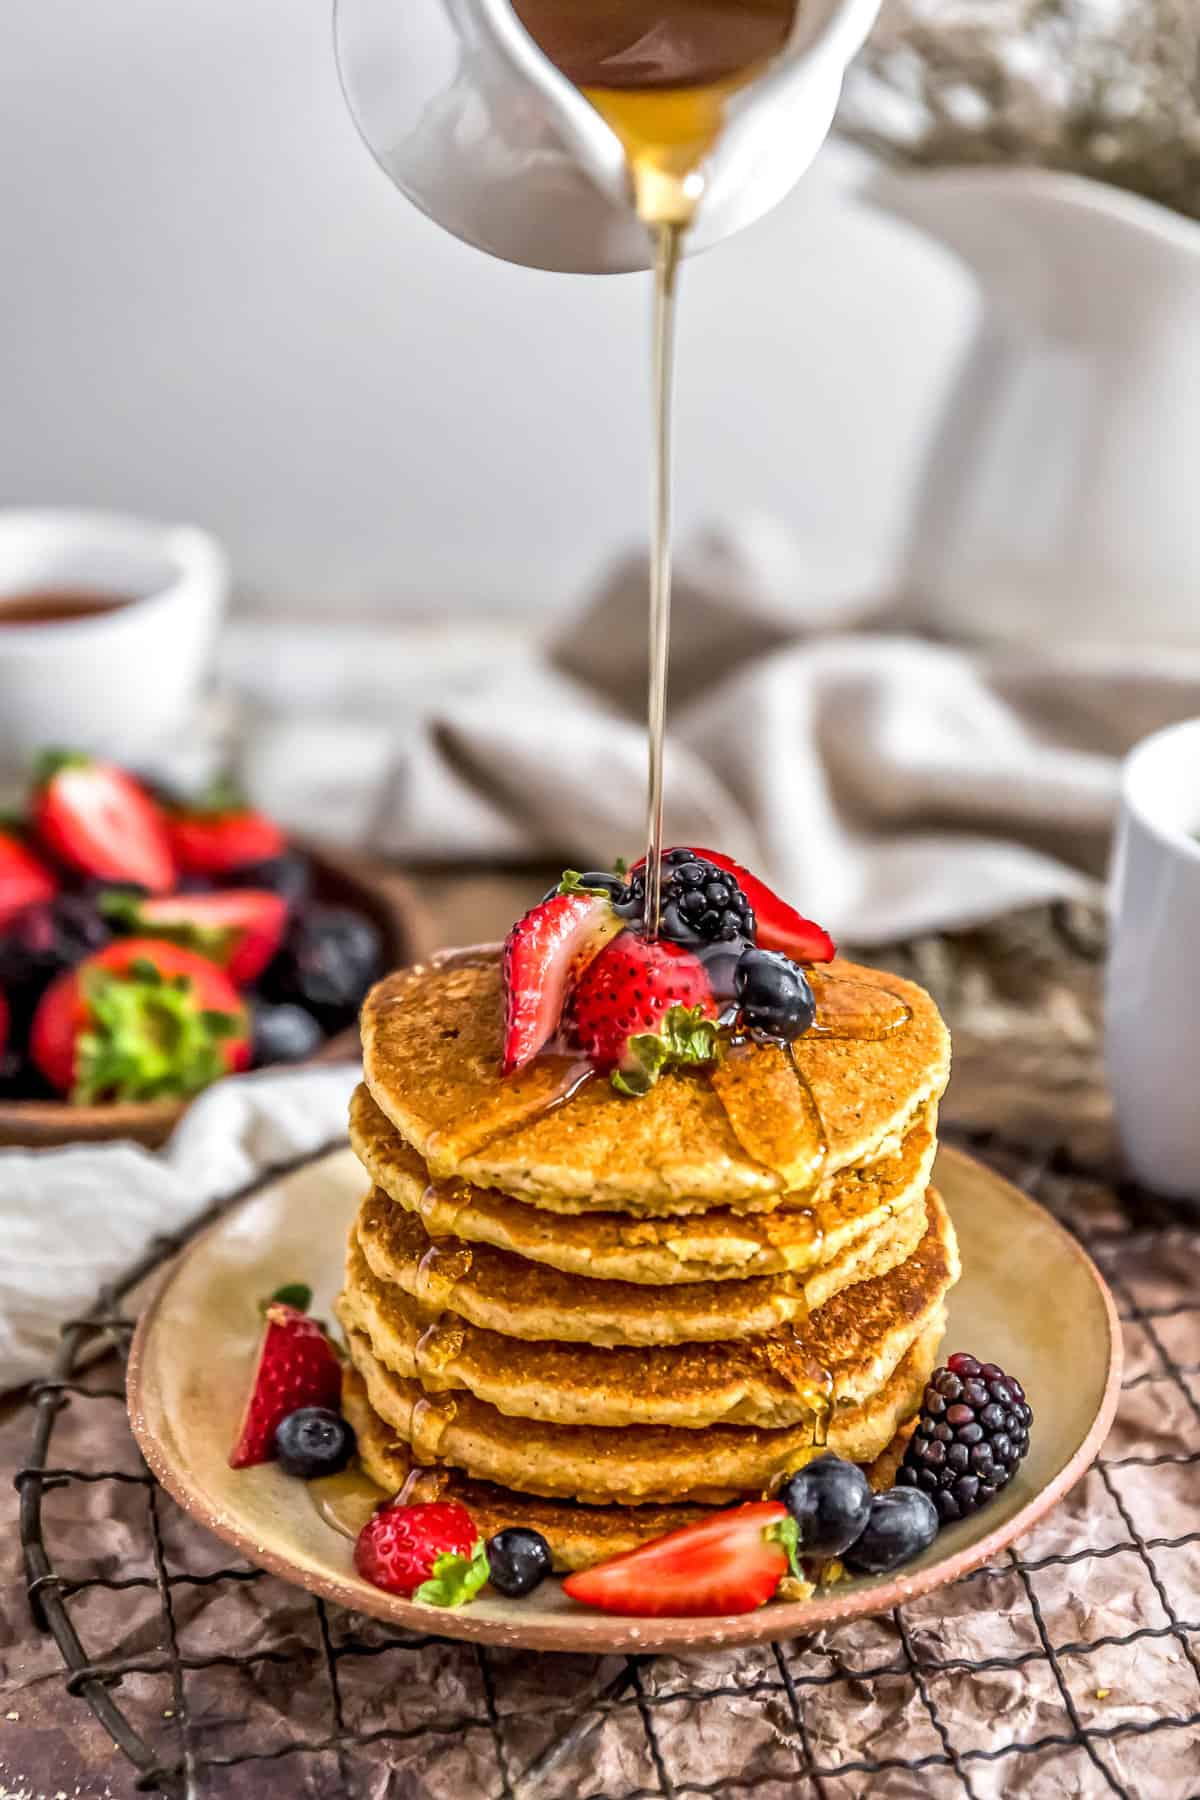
[360,950,951,1210]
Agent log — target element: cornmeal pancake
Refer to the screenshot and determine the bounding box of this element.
[338,1311,946,1505]
[360,950,951,1209]
[343,1369,908,1572]
[340,1189,954,1430]
[350,1082,938,1284]
[353,1180,930,1346]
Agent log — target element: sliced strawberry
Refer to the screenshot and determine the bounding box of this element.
[0,830,58,929]
[354,1501,489,1605]
[564,1500,794,1617]
[101,888,288,987]
[229,1303,342,1468]
[501,885,624,1074]
[569,931,718,1093]
[33,752,175,895]
[167,785,287,877]
[632,847,835,963]
[31,937,250,1102]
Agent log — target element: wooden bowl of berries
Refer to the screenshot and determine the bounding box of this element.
[0,752,416,1150]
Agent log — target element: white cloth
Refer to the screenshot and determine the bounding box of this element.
[0,1064,358,1390]
[235,521,1200,944]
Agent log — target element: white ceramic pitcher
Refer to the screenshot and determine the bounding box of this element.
[871,165,1200,649]
[333,0,881,274]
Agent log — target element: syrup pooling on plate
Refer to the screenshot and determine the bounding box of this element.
[311,1467,389,1540]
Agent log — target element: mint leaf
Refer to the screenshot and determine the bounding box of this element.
[612,1005,721,1097]
[765,1514,803,1580]
[556,870,613,899]
[261,1282,312,1315]
[414,1539,490,1608]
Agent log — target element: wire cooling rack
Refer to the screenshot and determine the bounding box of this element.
[15,1126,1200,1799]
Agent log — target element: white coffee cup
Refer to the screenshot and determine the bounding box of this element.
[0,509,229,773]
[1106,717,1200,1197]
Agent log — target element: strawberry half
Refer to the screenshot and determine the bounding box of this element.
[632,847,835,963]
[569,931,718,1094]
[33,752,175,895]
[501,882,624,1074]
[167,782,287,877]
[564,1500,796,1617]
[101,888,288,987]
[355,1501,490,1606]
[229,1302,342,1468]
[0,829,58,929]
[31,937,250,1102]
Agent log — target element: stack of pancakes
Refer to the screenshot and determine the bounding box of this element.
[336,949,958,1570]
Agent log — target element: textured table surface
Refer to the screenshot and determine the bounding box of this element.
[2,886,1198,1800]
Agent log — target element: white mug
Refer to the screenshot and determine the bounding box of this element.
[1106,718,1200,1197]
[0,509,229,774]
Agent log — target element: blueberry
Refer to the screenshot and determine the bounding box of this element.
[734,948,815,1041]
[842,1488,939,1575]
[250,1001,325,1068]
[778,1453,873,1558]
[273,1407,356,1479]
[261,906,383,1027]
[228,850,313,907]
[485,1527,552,1598]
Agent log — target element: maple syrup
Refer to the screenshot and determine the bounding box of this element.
[413,1239,474,1312]
[310,1466,390,1539]
[0,588,134,627]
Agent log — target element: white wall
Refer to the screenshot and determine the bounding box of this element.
[1,0,972,617]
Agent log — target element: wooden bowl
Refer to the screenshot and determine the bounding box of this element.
[0,845,421,1151]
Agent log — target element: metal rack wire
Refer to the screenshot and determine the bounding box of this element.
[16,1130,1200,1799]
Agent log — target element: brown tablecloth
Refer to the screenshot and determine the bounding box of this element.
[2,895,1198,1800]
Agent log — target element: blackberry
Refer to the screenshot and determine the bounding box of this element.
[619,850,755,946]
[0,896,112,1017]
[897,1353,1032,1524]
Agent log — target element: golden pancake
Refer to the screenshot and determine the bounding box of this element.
[350,1082,939,1284]
[343,1368,912,1572]
[339,1308,946,1505]
[340,1189,953,1429]
[353,1179,929,1347]
[360,950,951,1210]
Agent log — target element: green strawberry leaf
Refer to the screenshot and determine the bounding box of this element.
[180,773,247,819]
[261,1282,313,1316]
[556,870,614,899]
[32,747,90,786]
[99,889,238,965]
[612,856,629,877]
[612,1005,721,1097]
[414,1538,491,1608]
[765,1514,804,1581]
[71,966,243,1106]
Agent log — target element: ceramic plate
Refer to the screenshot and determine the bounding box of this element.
[128,1144,1121,1655]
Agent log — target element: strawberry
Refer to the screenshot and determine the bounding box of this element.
[569,930,718,1094]
[101,888,288,987]
[501,879,624,1073]
[167,780,287,877]
[31,937,250,1102]
[355,1500,490,1606]
[632,848,835,963]
[564,1500,798,1617]
[0,830,58,929]
[229,1302,342,1468]
[32,752,175,895]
